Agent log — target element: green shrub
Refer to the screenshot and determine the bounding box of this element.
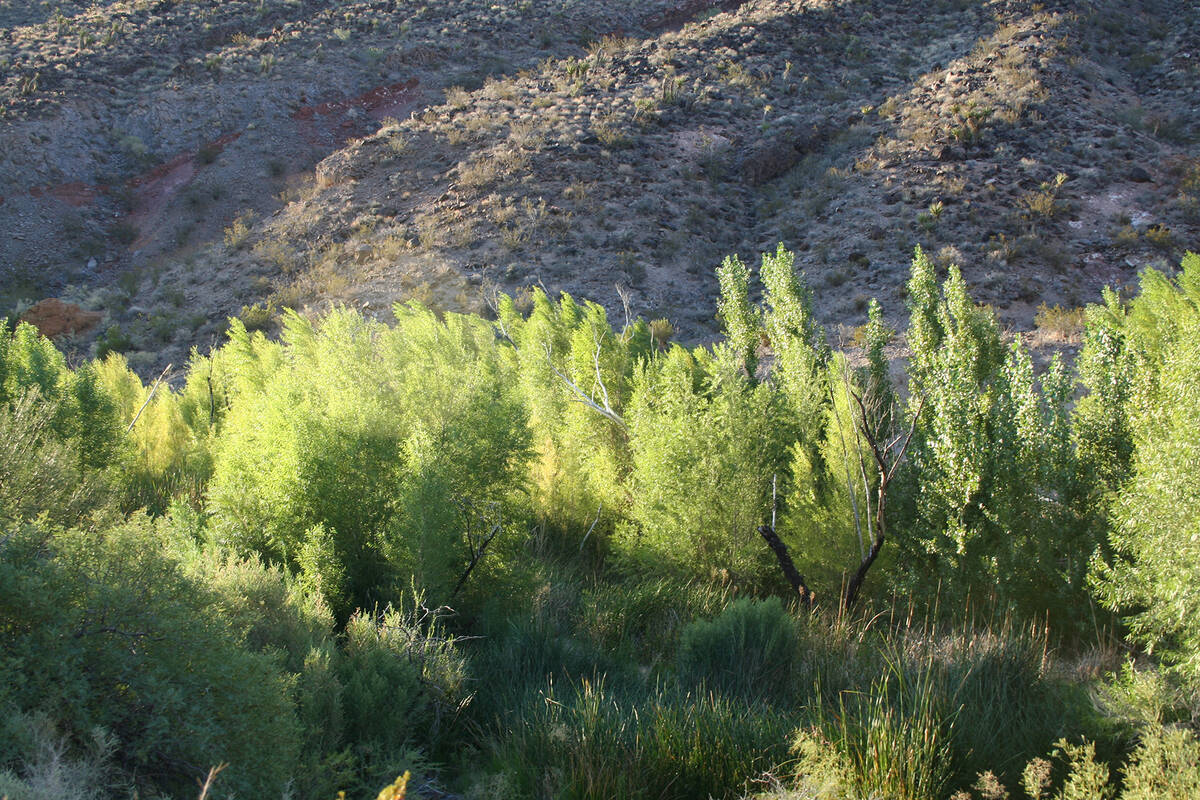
[0,713,114,800]
[623,346,790,583]
[94,325,132,360]
[0,392,100,525]
[1089,253,1200,685]
[2,322,123,474]
[208,305,531,615]
[577,574,731,662]
[949,726,1200,800]
[677,597,800,703]
[497,289,647,544]
[896,247,1095,626]
[0,518,301,798]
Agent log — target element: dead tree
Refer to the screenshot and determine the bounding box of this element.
[841,393,922,610]
[757,474,815,608]
[757,523,815,608]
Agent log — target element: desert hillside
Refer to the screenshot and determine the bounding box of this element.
[6,4,1200,799]
[2,0,1198,366]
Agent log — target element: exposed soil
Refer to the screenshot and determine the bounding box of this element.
[1,0,708,368]
[19,297,103,338]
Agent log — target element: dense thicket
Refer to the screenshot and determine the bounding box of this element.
[2,249,1199,799]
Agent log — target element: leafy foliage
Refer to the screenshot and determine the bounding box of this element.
[208,305,531,616]
[623,345,790,582]
[0,518,302,798]
[5,247,1200,798]
[895,247,1096,625]
[1090,253,1200,684]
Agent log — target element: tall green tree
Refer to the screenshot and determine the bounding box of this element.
[1090,253,1200,683]
[208,305,530,617]
[896,248,1092,622]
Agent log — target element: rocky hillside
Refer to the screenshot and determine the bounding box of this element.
[2,0,1198,369]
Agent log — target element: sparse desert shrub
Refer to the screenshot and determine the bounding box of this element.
[1035,302,1086,342]
[238,300,276,332]
[648,318,674,349]
[223,212,255,250]
[948,102,993,145]
[1020,172,1069,223]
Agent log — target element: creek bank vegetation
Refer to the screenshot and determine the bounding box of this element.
[3,247,1200,798]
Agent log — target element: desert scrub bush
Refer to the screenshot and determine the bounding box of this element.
[176,541,336,674]
[676,597,801,704]
[1035,302,1086,342]
[1019,172,1069,224]
[593,115,631,148]
[0,517,302,798]
[335,601,469,789]
[948,102,993,145]
[238,299,276,332]
[223,211,255,250]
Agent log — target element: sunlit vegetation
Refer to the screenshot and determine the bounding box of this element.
[3,248,1200,798]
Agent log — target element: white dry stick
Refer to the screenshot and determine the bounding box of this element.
[543,342,625,428]
[126,363,172,434]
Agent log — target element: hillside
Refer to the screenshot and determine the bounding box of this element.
[2,0,1198,369]
[5,4,1200,795]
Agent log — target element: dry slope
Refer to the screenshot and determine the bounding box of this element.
[3,0,1198,369]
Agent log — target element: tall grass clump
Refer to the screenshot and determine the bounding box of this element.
[481,677,790,800]
[676,597,801,704]
[762,611,1092,800]
[794,651,958,800]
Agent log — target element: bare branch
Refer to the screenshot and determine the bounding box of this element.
[543,343,626,428]
[884,396,923,485]
[451,504,503,599]
[615,283,632,331]
[197,764,227,800]
[579,502,603,553]
[591,335,613,414]
[842,389,924,610]
[126,363,172,434]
